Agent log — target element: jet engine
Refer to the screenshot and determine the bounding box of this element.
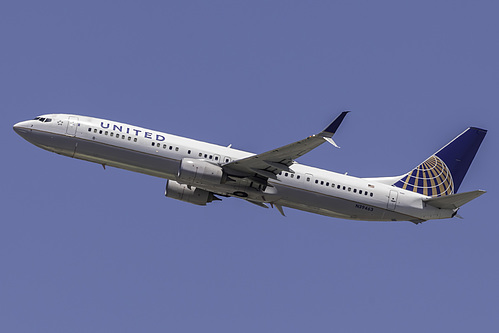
[177,158,227,185]
[165,180,219,206]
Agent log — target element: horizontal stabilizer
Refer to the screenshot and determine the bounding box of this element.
[424,190,486,210]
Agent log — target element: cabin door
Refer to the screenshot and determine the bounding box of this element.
[66,116,79,136]
[387,190,398,210]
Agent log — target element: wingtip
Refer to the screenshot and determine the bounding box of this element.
[322,111,350,136]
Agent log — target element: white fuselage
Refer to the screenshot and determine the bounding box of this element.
[14,114,456,223]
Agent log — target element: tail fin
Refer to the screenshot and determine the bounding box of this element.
[393,127,487,197]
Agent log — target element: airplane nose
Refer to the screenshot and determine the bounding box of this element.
[13,121,31,136]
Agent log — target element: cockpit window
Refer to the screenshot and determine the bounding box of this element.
[33,117,52,123]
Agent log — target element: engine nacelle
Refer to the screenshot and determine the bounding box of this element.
[165,180,218,206]
[177,158,226,185]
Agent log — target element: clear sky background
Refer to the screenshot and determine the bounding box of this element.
[1,1,498,332]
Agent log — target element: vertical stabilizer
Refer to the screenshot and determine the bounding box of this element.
[393,127,487,197]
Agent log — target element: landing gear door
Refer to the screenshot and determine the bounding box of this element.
[387,190,398,210]
[66,116,79,136]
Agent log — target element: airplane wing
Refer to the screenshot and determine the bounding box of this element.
[223,112,349,183]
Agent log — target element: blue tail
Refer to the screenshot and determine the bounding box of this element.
[393,127,487,197]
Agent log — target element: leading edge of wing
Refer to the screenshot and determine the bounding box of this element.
[223,111,350,180]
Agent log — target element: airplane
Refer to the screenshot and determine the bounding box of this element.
[13,112,487,223]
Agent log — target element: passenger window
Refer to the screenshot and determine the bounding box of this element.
[315,180,318,184]
[110,132,114,137]
[331,183,335,188]
[209,155,212,159]
[290,174,294,178]
[99,130,103,134]
[348,187,351,192]
[105,131,108,135]
[199,153,203,157]
[370,193,373,197]
[151,142,155,146]
[176,147,179,151]
[214,156,218,160]
[94,129,97,133]
[285,172,289,177]
[321,181,324,185]
[359,190,363,195]
[297,175,300,180]
[169,146,173,150]
[337,185,341,189]
[365,192,368,196]
[122,135,125,139]
[163,144,167,149]
[188,150,191,154]
[88,128,91,132]
[157,143,160,147]
[128,137,131,141]
[134,138,137,142]
[307,177,310,182]
[353,189,357,193]
[343,186,346,190]
[326,182,329,186]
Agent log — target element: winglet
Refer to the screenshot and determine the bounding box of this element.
[324,137,340,148]
[321,111,350,137]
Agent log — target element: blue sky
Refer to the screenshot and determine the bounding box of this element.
[2,1,498,332]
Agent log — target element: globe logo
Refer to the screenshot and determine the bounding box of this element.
[395,155,454,197]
